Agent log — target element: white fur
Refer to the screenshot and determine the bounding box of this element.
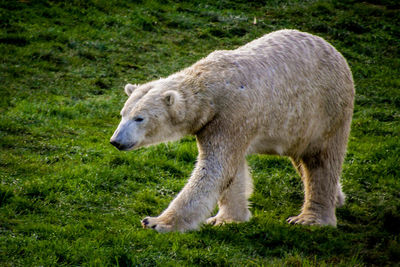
[111,30,355,232]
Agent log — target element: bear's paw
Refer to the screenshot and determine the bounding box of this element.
[141,216,174,233]
[206,210,251,226]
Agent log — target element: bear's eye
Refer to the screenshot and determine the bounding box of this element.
[133,116,144,122]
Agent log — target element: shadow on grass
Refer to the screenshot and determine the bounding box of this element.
[198,219,351,258]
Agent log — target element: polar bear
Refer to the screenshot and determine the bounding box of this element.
[110,29,354,232]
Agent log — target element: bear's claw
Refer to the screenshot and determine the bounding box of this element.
[206,216,225,226]
[287,215,318,225]
[287,213,336,226]
[141,218,149,227]
[141,216,174,232]
[206,211,251,226]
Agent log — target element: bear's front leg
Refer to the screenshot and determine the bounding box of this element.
[141,155,232,232]
[140,116,251,232]
[206,159,253,226]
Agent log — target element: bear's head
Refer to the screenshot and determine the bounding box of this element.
[110,79,188,151]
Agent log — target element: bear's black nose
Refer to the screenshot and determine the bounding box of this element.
[110,140,122,150]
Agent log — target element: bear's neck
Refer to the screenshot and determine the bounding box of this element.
[173,67,218,135]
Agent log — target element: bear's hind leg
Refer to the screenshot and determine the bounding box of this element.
[206,160,253,226]
[287,150,340,226]
[287,118,350,227]
[290,158,346,209]
[288,125,351,227]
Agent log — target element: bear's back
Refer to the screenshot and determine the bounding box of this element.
[191,30,354,154]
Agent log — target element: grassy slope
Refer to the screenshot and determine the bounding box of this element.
[1,0,399,265]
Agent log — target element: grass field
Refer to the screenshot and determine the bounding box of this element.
[1,0,399,265]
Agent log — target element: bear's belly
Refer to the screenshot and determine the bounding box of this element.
[247,135,287,156]
[246,123,320,157]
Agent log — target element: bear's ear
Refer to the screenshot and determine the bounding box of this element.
[163,90,179,106]
[124,83,138,96]
[162,90,185,123]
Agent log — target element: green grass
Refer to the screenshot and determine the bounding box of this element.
[1,0,399,265]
